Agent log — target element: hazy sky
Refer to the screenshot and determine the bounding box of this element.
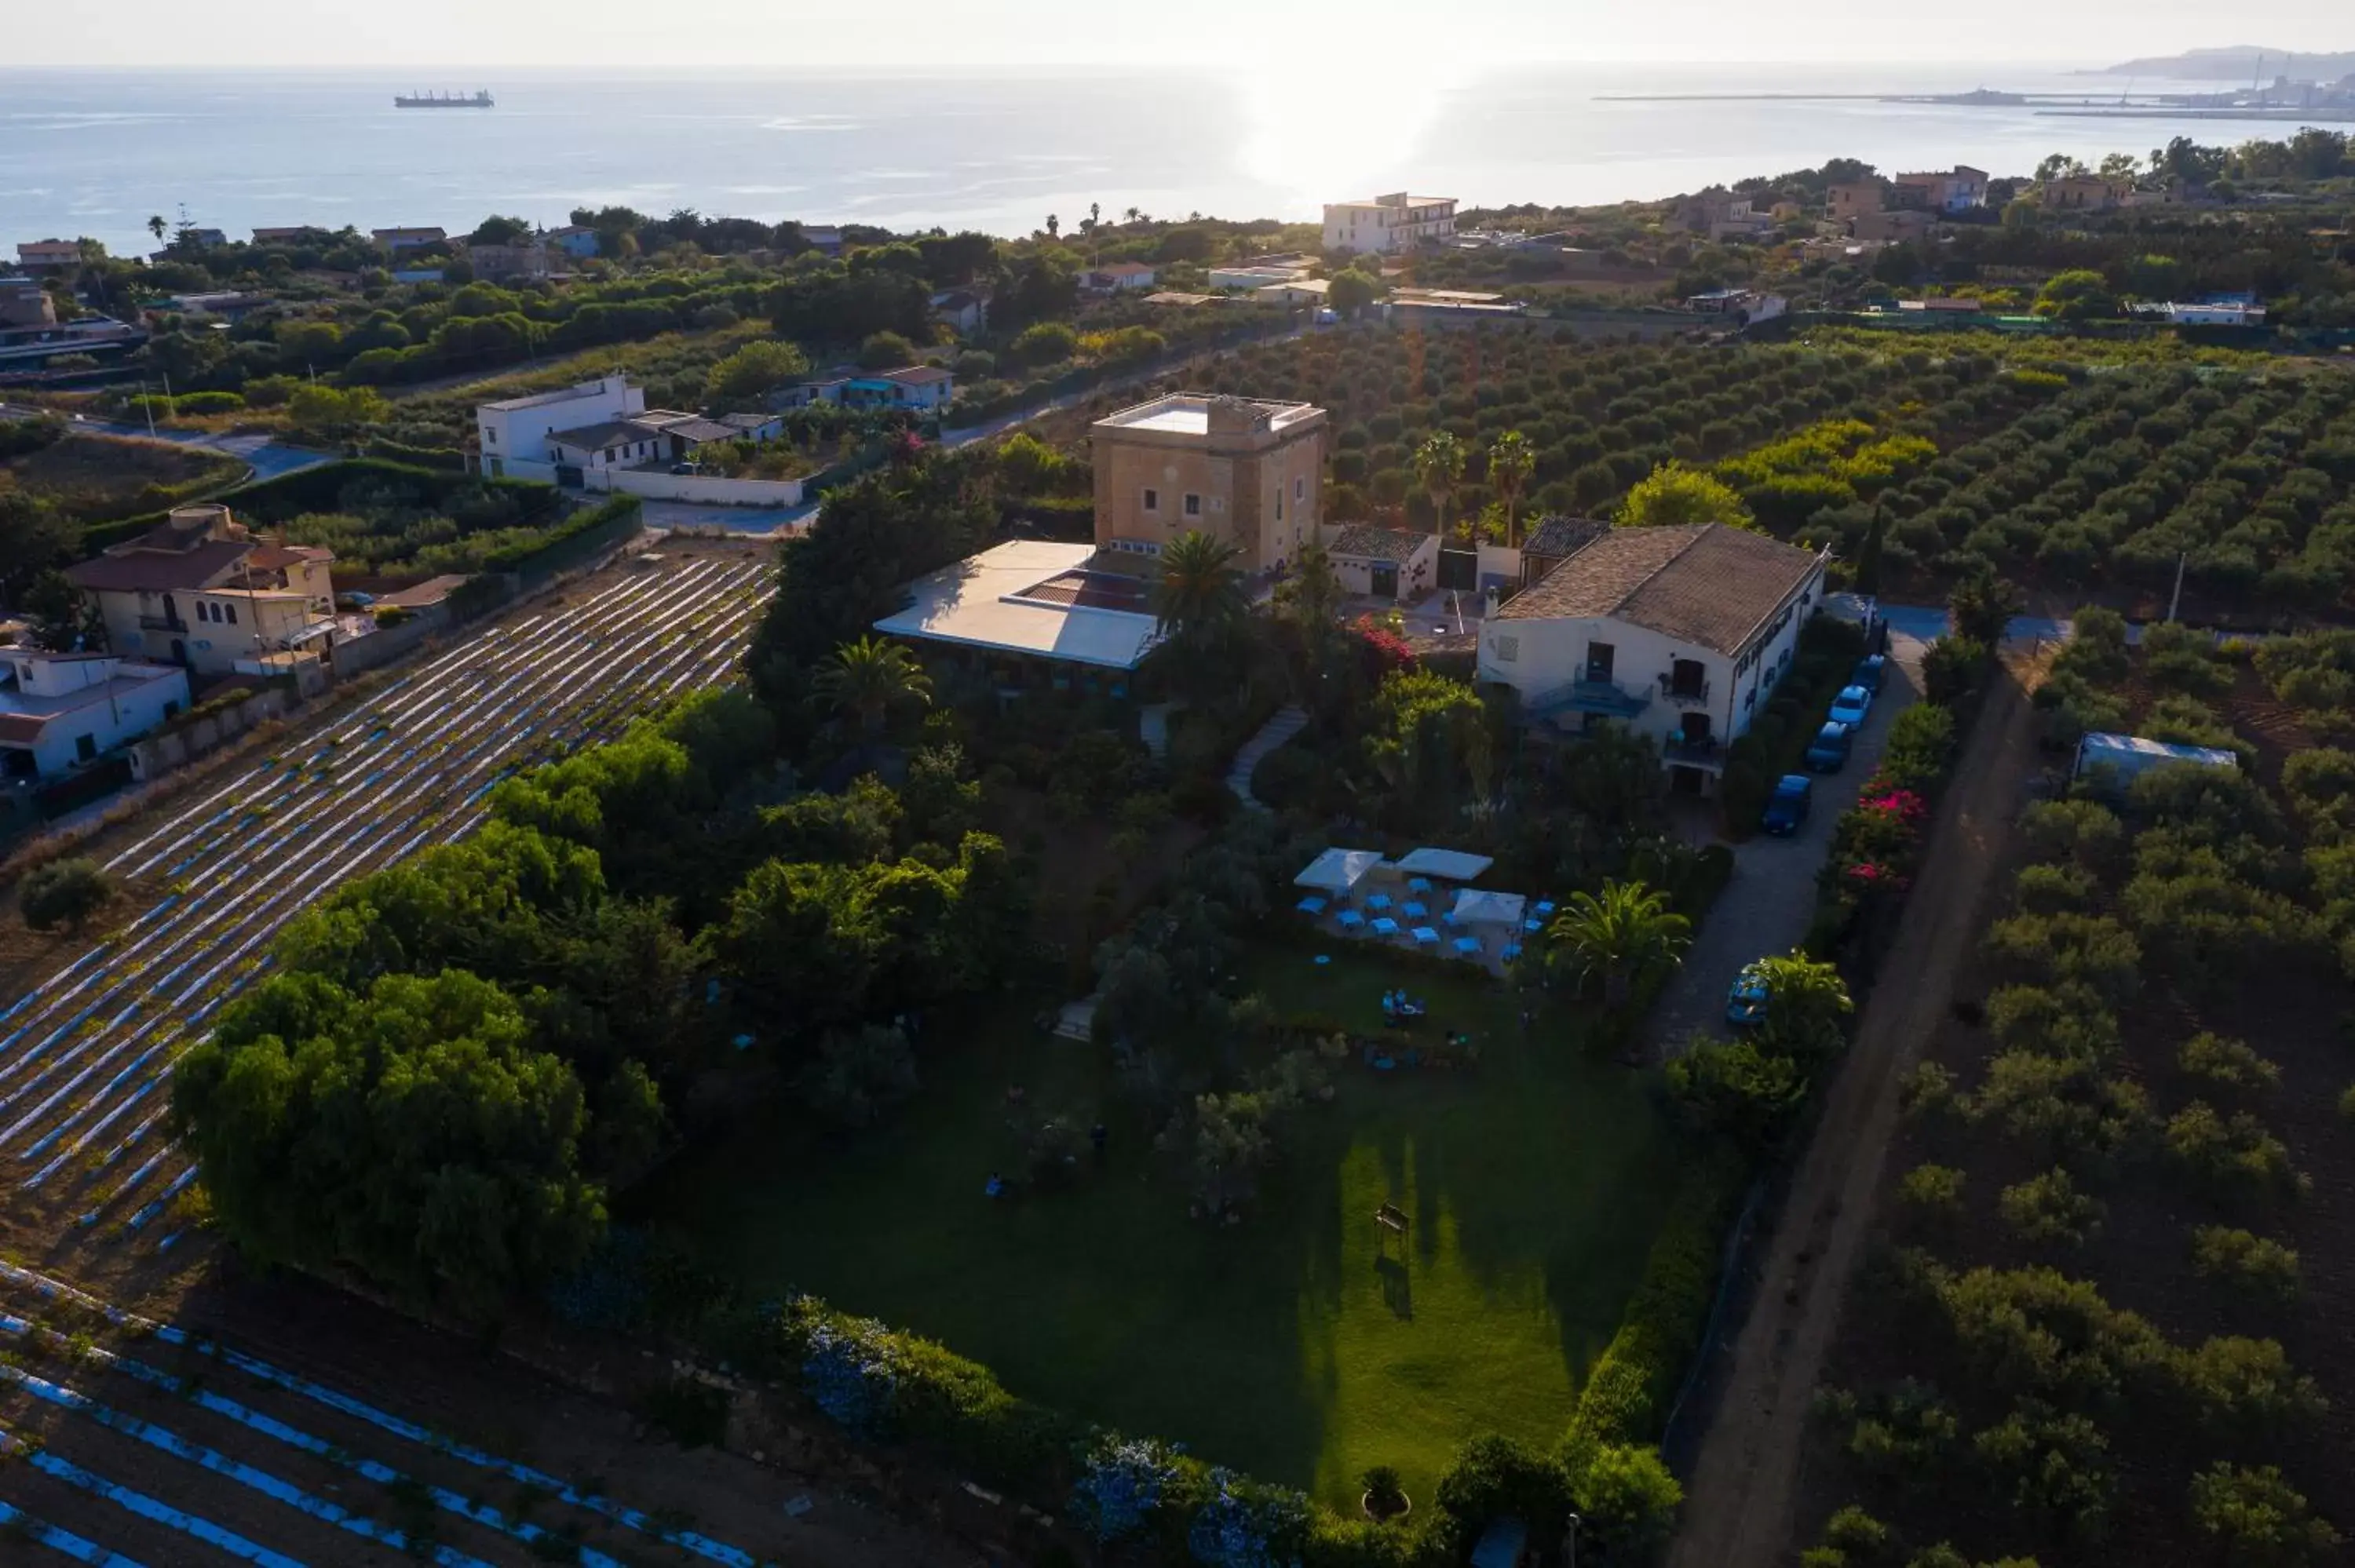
[10,0,2350,69]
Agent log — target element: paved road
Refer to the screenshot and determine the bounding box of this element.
[0,401,329,482]
[1648,632,1926,1055]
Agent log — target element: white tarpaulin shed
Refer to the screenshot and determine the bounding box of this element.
[1393,848,1495,882]
[1451,889,1527,927]
[1295,848,1386,894]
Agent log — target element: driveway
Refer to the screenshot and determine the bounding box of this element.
[1648,631,1927,1055]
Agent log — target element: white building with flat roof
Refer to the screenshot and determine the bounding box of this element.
[874,541,1161,673]
[0,651,190,780]
[476,374,646,479]
[1323,193,1459,254]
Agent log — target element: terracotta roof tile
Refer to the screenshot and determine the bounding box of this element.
[1493,523,1820,655]
[1327,524,1428,563]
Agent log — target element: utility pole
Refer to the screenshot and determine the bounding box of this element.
[2168,549,2186,623]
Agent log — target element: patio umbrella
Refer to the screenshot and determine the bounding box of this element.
[1408,877,1434,894]
[1412,926,1440,946]
[1534,900,1557,917]
[1524,917,1545,933]
[1371,917,1401,937]
[1366,893,1394,913]
[1453,936,1483,957]
[1338,910,1366,929]
[1296,895,1328,915]
[1402,901,1428,919]
[1502,943,1523,962]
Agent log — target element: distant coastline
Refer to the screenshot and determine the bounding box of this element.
[2092,46,2355,80]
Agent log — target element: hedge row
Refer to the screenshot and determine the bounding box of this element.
[491,493,643,579]
[1562,1148,1749,1453]
[362,437,468,472]
[769,1293,1467,1566]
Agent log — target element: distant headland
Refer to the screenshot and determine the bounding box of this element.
[2097,46,2355,80]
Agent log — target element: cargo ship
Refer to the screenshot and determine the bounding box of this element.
[394,89,494,108]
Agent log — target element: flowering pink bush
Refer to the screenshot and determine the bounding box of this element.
[1350,614,1417,673]
[1859,786,1928,823]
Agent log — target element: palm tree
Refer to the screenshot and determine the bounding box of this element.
[146,215,168,246]
[813,636,932,736]
[1412,431,1466,537]
[1152,531,1247,643]
[1546,880,1692,1008]
[1487,431,1536,545]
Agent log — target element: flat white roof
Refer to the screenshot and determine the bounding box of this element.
[1296,848,1385,894]
[1097,393,1322,437]
[1393,848,1494,881]
[874,542,1159,671]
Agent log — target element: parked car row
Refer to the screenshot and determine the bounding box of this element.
[1739,651,1892,1020]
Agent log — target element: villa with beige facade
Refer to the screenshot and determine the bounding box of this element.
[1089,393,1327,574]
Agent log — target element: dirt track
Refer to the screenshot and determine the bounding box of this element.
[1667,669,2039,1568]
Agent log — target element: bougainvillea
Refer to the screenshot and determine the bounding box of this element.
[1186,1468,1312,1568]
[1071,1435,1186,1541]
[798,1311,903,1435]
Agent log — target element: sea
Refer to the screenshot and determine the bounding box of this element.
[0,63,2293,257]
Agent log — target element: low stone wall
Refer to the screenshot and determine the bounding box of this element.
[128,687,295,782]
[328,607,447,679]
[588,467,806,507]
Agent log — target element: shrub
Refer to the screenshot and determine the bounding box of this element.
[2177,1335,2327,1435]
[1900,1061,1959,1120]
[1970,1400,2112,1541]
[171,389,246,416]
[1997,1168,2105,1246]
[2018,799,2125,873]
[1897,1163,1966,1219]
[2188,1463,2339,1563]
[1568,1443,1681,1557]
[777,1296,1083,1490]
[1879,703,1958,791]
[2165,1103,2306,1199]
[2178,1034,2281,1096]
[2189,1226,2302,1304]
[20,857,115,933]
[1821,1505,1891,1555]
[1919,637,1988,707]
[2011,863,2096,914]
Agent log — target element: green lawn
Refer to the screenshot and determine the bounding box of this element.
[632,943,1681,1505]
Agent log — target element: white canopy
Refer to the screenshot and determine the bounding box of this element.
[1451,889,1527,927]
[1394,848,1495,882]
[1295,848,1386,894]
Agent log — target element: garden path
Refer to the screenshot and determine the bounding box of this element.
[1225,705,1307,811]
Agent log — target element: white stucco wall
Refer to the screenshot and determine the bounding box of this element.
[1478,560,1827,753]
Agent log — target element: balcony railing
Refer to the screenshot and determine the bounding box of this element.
[1658,673,1711,706]
[1524,676,1652,720]
[138,615,189,633]
[1663,735,1724,768]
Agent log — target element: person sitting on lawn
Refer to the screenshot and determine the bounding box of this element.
[985,1172,1006,1199]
